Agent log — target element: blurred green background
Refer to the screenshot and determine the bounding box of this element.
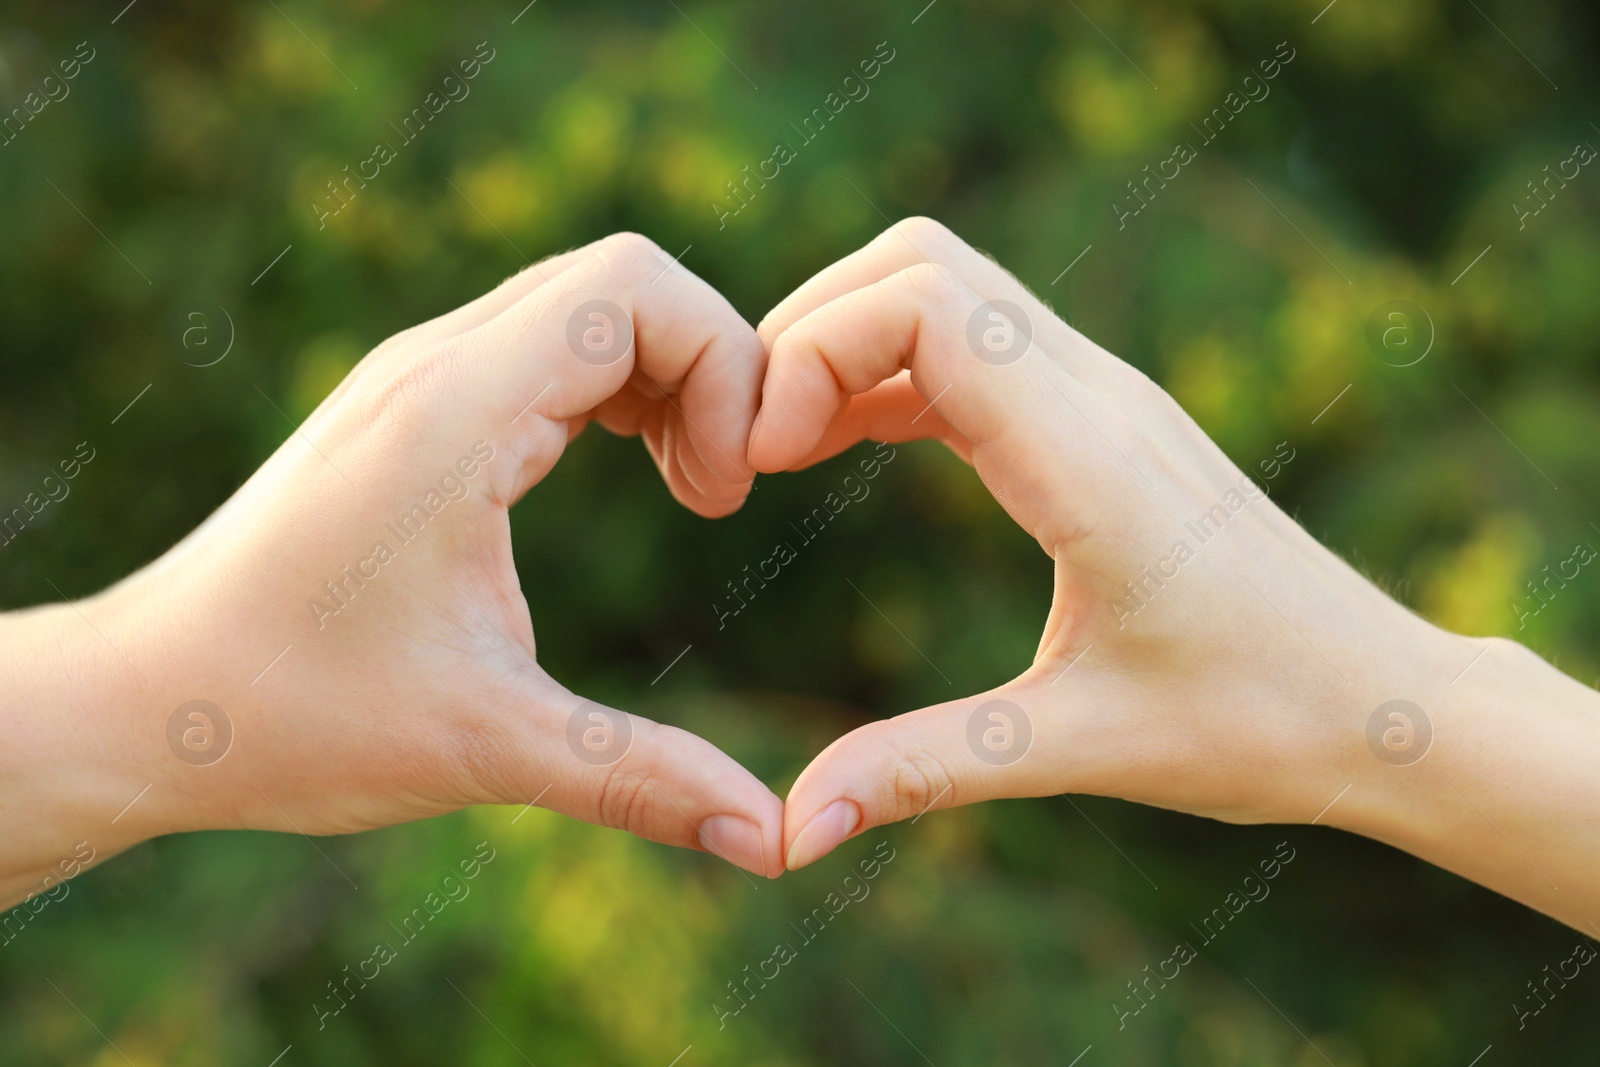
[2,0,1598,1063]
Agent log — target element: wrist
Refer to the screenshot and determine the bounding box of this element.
[1200,545,1480,831]
[1326,629,1600,926]
[1315,614,1478,831]
[0,599,161,906]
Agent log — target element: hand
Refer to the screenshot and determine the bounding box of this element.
[751,217,1476,871]
[3,232,787,903]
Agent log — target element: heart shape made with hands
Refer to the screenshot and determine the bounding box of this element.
[287,222,1065,885]
[179,219,1384,894]
[509,221,1090,879]
[619,215,1363,880]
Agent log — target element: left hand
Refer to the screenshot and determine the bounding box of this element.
[2,232,787,904]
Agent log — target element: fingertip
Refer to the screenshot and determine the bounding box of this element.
[745,396,824,474]
[784,797,863,871]
[698,814,772,879]
[693,746,786,879]
[748,782,789,879]
[658,460,752,518]
[745,408,767,469]
[746,415,789,475]
[565,711,787,877]
[685,490,750,520]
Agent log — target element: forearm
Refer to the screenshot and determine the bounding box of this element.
[1336,634,1600,933]
[0,601,155,909]
[1232,500,1600,930]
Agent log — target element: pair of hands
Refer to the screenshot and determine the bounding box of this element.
[3,219,1483,897]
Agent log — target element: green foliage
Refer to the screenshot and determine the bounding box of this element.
[1,0,1597,1062]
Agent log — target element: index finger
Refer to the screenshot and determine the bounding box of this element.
[427,233,766,513]
[749,260,1132,558]
[759,217,1144,403]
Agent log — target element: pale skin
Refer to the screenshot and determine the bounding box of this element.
[0,231,790,906]
[3,221,1598,936]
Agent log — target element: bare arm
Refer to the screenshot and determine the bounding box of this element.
[0,231,788,910]
[752,216,1600,933]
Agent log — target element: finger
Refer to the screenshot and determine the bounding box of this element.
[585,236,764,498]
[751,221,1054,476]
[313,248,593,424]
[303,246,598,444]
[758,217,1143,400]
[396,246,593,350]
[648,411,749,516]
[750,262,1133,553]
[590,375,659,438]
[461,675,785,878]
[389,233,763,517]
[786,372,970,470]
[594,377,752,517]
[757,220,930,345]
[781,681,1072,870]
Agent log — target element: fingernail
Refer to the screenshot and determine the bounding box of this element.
[698,815,767,877]
[786,799,861,871]
[746,411,767,466]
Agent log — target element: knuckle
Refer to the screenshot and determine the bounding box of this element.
[900,259,967,302]
[892,215,957,253]
[592,230,665,275]
[881,747,955,824]
[596,761,659,837]
[443,716,523,806]
[361,342,467,434]
[368,324,421,362]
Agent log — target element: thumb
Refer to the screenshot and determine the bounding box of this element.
[467,671,786,879]
[782,681,1068,870]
